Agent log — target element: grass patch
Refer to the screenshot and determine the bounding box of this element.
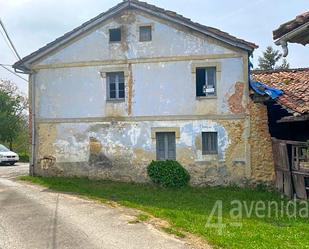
[162,227,186,238]
[137,213,150,222]
[19,176,309,249]
[128,213,150,224]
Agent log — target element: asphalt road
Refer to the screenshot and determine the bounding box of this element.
[0,163,192,249]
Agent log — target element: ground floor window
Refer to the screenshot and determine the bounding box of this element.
[156,132,176,160]
[202,132,218,155]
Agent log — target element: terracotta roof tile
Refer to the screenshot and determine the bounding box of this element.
[252,68,309,114]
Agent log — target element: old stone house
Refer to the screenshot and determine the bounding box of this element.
[13,0,274,185]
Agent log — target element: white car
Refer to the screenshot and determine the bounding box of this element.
[0,144,19,165]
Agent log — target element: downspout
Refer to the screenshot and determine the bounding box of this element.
[246,52,252,179]
[274,22,309,57]
[14,66,35,176]
[30,72,36,176]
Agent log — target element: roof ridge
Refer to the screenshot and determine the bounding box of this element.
[130,0,258,48]
[252,67,309,74]
[14,0,257,70]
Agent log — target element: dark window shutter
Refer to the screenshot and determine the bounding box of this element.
[167,133,176,160]
[202,132,218,154]
[109,28,121,42]
[196,68,206,96]
[156,132,176,160]
[139,26,152,41]
[156,133,166,160]
[202,133,207,154]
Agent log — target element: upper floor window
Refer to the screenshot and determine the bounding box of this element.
[196,67,216,97]
[106,72,125,100]
[109,28,121,42]
[202,132,218,155]
[139,26,152,42]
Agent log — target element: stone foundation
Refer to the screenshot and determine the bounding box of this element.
[34,105,275,186]
[34,118,253,186]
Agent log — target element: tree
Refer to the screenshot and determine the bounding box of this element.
[257,46,290,70]
[0,80,28,150]
[277,58,290,69]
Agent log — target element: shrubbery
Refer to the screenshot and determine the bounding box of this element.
[147,160,190,188]
[19,152,29,162]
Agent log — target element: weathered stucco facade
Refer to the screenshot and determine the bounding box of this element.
[16,1,274,185]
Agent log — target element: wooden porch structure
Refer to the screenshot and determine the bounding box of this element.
[272,138,309,199]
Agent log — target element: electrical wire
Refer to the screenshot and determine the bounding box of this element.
[0,19,27,83]
[0,28,19,61]
[0,18,21,60]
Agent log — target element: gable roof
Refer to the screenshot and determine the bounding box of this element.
[13,0,258,72]
[252,68,309,114]
[273,11,309,43]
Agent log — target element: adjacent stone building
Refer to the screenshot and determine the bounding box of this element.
[13,0,274,185]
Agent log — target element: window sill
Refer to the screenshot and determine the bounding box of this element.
[106,99,125,103]
[195,154,219,163]
[196,96,217,100]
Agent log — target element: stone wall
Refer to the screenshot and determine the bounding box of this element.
[248,100,275,183]
[34,101,275,186]
[34,118,252,186]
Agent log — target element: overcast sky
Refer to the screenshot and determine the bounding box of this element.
[1,0,308,95]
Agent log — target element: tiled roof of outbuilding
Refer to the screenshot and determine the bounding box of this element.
[252,68,309,114]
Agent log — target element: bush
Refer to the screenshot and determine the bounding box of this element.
[147,160,190,188]
[19,152,29,162]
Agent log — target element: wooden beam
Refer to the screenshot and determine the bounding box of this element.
[277,114,309,123]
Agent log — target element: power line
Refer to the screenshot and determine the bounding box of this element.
[0,18,21,60]
[0,19,27,83]
[0,64,28,82]
[0,28,19,60]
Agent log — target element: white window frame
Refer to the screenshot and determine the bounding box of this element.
[106,72,125,100]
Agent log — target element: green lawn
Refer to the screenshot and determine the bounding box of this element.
[20,176,309,249]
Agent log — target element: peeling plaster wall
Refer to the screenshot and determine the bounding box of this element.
[132,58,244,116]
[30,10,273,185]
[36,119,250,186]
[35,57,245,119]
[37,11,235,66]
[36,67,104,118]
